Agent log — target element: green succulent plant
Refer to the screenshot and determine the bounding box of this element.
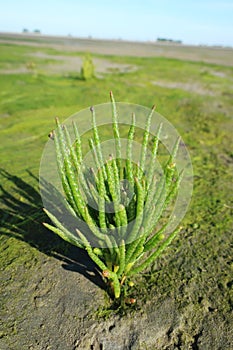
[80,53,95,80]
[43,92,183,301]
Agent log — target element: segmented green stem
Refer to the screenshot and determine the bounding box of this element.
[126,113,135,185]
[128,226,181,276]
[144,221,170,252]
[118,204,128,237]
[117,240,126,277]
[127,178,145,243]
[146,122,162,191]
[53,129,77,211]
[98,174,107,232]
[167,136,181,166]
[76,228,108,271]
[125,227,145,265]
[110,91,121,173]
[138,105,155,179]
[72,121,83,164]
[144,169,168,233]
[63,125,90,201]
[111,156,121,200]
[43,208,83,248]
[89,138,110,202]
[105,157,122,230]
[128,234,145,264]
[145,163,179,231]
[55,120,86,217]
[90,106,107,180]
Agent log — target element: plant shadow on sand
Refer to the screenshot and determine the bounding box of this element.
[0,168,107,292]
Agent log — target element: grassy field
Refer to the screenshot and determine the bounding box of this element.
[0,35,233,348]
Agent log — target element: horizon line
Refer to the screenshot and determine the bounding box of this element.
[0,30,232,49]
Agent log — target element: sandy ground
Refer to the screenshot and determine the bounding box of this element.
[1,32,233,67]
[0,50,137,76]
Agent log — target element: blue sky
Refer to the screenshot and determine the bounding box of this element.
[0,0,233,46]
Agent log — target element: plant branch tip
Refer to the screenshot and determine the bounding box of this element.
[102,270,110,278]
[48,131,55,140]
[125,298,136,305]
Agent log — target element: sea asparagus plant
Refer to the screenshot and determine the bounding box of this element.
[80,54,95,80]
[43,92,183,300]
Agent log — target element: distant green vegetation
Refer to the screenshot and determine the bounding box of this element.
[157,37,182,44]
